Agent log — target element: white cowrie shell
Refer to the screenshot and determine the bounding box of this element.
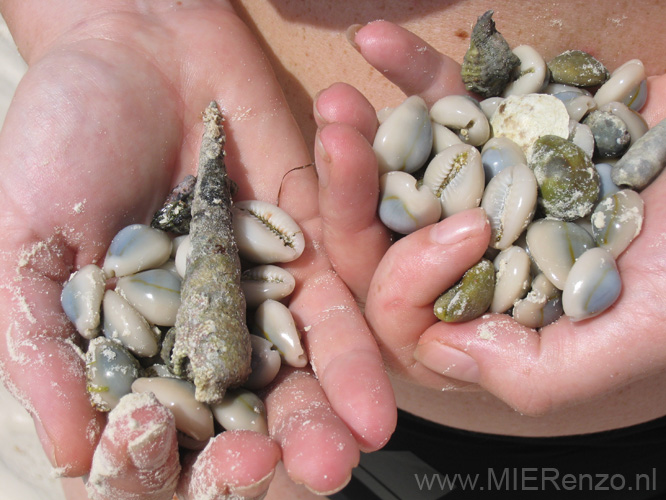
[563,95,597,122]
[423,144,485,218]
[233,200,305,264]
[102,290,160,358]
[210,388,268,435]
[479,97,504,119]
[502,45,548,97]
[378,171,442,234]
[103,224,172,278]
[245,335,281,391]
[431,121,464,155]
[174,234,191,278]
[254,299,307,368]
[430,95,490,146]
[373,95,433,175]
[491,246,532,313]
[61,264,106,339]
[594,59,646,108]
[591,189,644,258]
[115,269,182,326]
[562,247,621,321]
[512,273,563,329]
[132,377,214,442]
[241,265,296,308]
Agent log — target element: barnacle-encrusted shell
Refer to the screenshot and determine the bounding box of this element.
[512,273,563,328]
[434,259,495,322]
[611,118,666,189]
[102,290,160,358]
[528,135,600,220]
[61,264,106,339]
[547,50,609,87]
[461,10,520,98]
[430,95,490,146]
[240,265,296,308]
[562,247,621,321]
[232,200,305,264]
[422,144,485,218]
[254,299,307,367]
[373,95,433,175]
[599,101,648,146]
[582,110,631,158]
[378,171,442,234]
[210,388,268,435]
[151,174,197,234]
[591,189,644,258]
[102,224,172,278]
[491,246,531,313]
[86,337,140,412]
[115,269,182,326]
[503,45,549,97]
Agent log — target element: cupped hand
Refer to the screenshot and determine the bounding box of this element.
[0,3,395,498]
[314,20,666,419]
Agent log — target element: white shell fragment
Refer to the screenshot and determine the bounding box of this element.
[490,93,570,154]
[491,246,532,313]
[423,144,485,218]
[115,269,182,326]
[481,163,537,250]
[373,95,433,175]
[131,377,214,442]
[241,265,296,309]
[210,388,268,435]
[430,95,490,146]
[254,299,307,368]
[568,121,595,159]
[591,189,644,258]
[526,219,595,290]
[103,224,172,278]
[502,45,548,97]
[86,337,140,412]
[61,264,106,339]
[174,234,191,278]
[562,247,621,321]
[378,171,442,234]
[512,273,563,328]
[594,59,646,108]
[102,290,159,357]
[233,200,305,264]
[245,335,282,391]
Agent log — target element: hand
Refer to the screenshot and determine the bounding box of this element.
[0,3,395,498]
[314,20,666,417]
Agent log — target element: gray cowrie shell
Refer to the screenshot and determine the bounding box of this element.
[131,377,214,443]
[502,45,548,97]
[595,163,621,200]
[594,59,646,108]
[245,335,282,391]
[423,144,485,218]
[233,200,305,264]
[241,265,296,309]
[481,137,527,183]
[254,299,307,368]
[210,388,268,435]
[103,224,172,278]
[562,247,621,321]
[102,290,160,358]
[378,171,442,234]
[61,264,105,339]
[373,95,433,175]
[512,273,563,328]
[115,269,182,326]
[430,95,490,146]
[481,163,538,250]
[491,246,532,313]
[591,189,644,258]
[86,337,140,412]
[599,101,649,146]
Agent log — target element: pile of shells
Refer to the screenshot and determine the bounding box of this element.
[374,11,663,326]
[61,198,306,449]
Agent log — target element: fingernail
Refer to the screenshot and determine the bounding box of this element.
[430,208,488,245]
[414,341,480,384]
[315,130,330,188]
[345,24,363,51]
[313,89,328,125]
[230,469,274,499]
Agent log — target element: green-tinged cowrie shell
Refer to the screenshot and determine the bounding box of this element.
[86,337,140,412]
[132,377,214,442]
[491,246,532,313]
[102,290,160,358]
[528,135,600,220]
[512,273,563,328]
[526,219,595,290]
[373,95,433,175]
[562,248,621,321]
[481,137,527,182]
[254,299,307,367]
[210,388,268,435]
[430,95,490,146]
[591,189,644,258]
[481,163,537,250]
[503,45,549,97]
[422,144,485,218]
[547,50,609,87]
[434,259,495,322]
[245,335,281,391]
[103,224,172,278]
[115,269,182,326]
[491,94,570,154]
[582,110,631,158]
[241,265,296,309]
[61,264,105,339]
[378,171,442,234]
[594,59,646,108]
[232,200,306,264]
[611,118,666,190]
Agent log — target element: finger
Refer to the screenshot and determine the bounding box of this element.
[178,431,280,500]
[315,123,391,301]
[314,82,379,142]
[644,74,666,126]
[350,20,467,105]
[262,368,361,496]
[365,208,490,382]
[86,392,180,500]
